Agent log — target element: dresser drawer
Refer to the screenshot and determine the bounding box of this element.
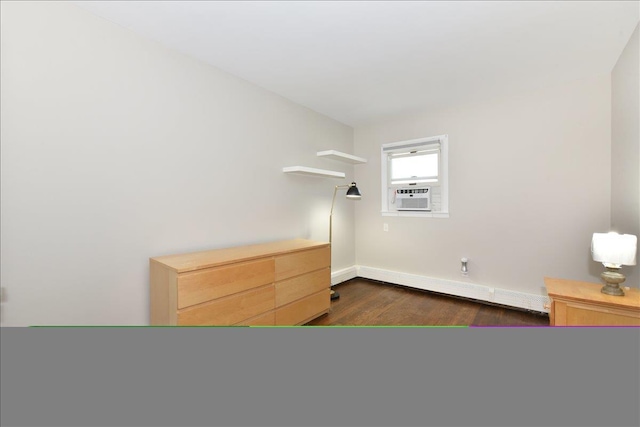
[177,285,275,326]
[275,246,330,281]
[275,289,330,325]
[234,310,276,326]
[177,259,274,309]
[276,268,330,308]
[555,300,640,326]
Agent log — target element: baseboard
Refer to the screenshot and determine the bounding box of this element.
[352,265,550,313]
[331,266,358,286]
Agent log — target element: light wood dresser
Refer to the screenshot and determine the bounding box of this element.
[150,239,331,326]
[544,277,640,326]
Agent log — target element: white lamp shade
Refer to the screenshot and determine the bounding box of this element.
[591,232,637,267]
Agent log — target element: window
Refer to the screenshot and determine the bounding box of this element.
[381,134,449,217]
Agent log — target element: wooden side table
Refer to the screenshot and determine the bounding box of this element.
[544,277,640,326]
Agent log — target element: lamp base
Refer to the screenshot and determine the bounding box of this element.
[601,268,626,296]
[330,289,340,300]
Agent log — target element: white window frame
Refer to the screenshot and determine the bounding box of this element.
[381,134,449,218]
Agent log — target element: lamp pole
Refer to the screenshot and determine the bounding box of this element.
[329,182,362,300]
[329,184,351,246]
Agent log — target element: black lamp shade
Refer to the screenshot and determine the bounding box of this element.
[346,182,362,199]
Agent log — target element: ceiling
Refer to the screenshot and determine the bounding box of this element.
[75,1,639,127]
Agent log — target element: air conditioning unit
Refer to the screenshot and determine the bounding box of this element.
[396,187,431,211]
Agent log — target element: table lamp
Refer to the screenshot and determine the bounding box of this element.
[591,232,637,296]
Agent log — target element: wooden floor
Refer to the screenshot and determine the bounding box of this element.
[306,278,550,326]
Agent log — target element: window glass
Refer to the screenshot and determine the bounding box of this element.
[390,152,438,184]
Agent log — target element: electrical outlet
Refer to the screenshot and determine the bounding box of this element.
[461,258,468,276]
[383,223,389,232]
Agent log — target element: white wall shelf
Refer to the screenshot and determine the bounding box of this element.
[282,166,345,178]
[317,150,367,164]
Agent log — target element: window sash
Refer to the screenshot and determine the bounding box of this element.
[382,140,440,154]
[388,149,439,185]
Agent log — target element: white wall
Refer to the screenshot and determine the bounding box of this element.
[354,75,612,297]
[0,2,355,326]
[611,24,640,287]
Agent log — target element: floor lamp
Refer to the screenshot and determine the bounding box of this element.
[329,182,362,300]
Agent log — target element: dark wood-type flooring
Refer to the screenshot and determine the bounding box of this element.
[306,278,550,326]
